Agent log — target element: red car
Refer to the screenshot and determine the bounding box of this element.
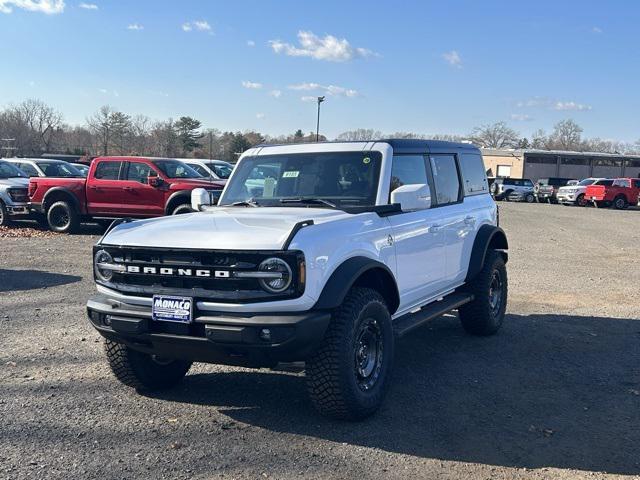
[584,177,640,209]
[29,157,224,233]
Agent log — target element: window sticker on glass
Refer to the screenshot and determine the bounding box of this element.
[282,171,299,178]
[363,157,371,165]
[263,177,276,197]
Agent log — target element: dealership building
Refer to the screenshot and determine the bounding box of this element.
[481,148,640,181]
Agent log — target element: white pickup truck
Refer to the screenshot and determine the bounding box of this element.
[87,139,508,420]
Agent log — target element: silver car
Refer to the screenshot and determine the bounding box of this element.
[0,160,30,226]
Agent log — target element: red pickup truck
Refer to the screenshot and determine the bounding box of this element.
[584,177,640,209]
[29,156,224,233]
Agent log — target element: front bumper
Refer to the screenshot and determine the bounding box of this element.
[87,293,331,368]
[6,203,30,216]
[557,193,576,203]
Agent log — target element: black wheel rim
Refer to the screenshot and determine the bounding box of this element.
[354,318,383,391]
[50,206,69,229]
[488,270,504,317]
[577,195,586,206]
[615,199,624,208]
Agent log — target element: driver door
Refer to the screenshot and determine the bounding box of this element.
[120,161,165,217]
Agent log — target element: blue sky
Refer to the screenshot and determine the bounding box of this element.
[0,0,638,141]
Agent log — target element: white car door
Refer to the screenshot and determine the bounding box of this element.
[386,154,447,311]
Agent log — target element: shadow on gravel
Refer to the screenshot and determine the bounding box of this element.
[6,219,106,236]
[0,268,82,292]
[155,313,640,475]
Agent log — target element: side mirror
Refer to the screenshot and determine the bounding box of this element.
[391,184,431,211]
[147,175,161,187]
[191,188,220,212]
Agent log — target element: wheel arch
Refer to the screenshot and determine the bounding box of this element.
[43,188,82,214]
[313,256,400,314]
[164,191,192,215]
[465,224,509,282]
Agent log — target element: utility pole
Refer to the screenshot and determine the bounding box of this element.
[316,96,325,142]
[1,138,17,158]
[209,131,213,160]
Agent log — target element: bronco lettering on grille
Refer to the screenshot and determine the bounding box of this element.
[125,265,230,278]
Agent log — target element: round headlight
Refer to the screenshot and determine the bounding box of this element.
[94,250,114,282]
[258,258,292,293]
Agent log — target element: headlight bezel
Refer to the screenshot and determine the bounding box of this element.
[94,249,115,283]
[257,257,293,293]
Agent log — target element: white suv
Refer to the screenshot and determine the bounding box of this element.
[180,159,234,181]
[87,140,508,420]
[557,178,606,206]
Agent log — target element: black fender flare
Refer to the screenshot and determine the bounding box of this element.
[465,224,509,282]
[164,191,192,215]
[42,187,83,214]
[313,256,400,314]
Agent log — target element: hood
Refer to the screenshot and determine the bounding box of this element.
[0,177,29,188]
[102,207,352,250]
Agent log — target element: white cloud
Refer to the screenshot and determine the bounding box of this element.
[28,80,35,87]
[269,30,374,62]
[98,88,108,94]
[0,0,64,14]
[301,96,317,102]
[553,101,592,111]
[127,23,143,31]
[256,113,265,119]
[510,113,533,121]
[183,20,211,33]
[78,2,96,9]
[247,40,255,47]
[442,50,462,68]
[288,82,359,98]
[269,89,282,98]
[242,80,262,90]
[592,26,603,34]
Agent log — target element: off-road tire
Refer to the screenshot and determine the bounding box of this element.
[459,250,507,336]
[0,201,12,227]
[104,339,192,391]
[171,203,193,215]
[306,287,394,421]
[47,200,79,233]
[613,195,628,210]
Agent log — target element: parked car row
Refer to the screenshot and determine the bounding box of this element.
[0,156,234,231]
[490,175,640,210]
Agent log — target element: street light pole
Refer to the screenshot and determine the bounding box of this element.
[316,96,325,142]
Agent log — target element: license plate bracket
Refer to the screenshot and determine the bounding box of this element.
[152,295,193,323]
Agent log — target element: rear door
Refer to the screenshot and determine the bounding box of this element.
[120,161,165,217]
[86,160,125,215]
[387,154,447,310]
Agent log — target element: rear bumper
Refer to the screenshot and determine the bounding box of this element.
[87,293,331,368]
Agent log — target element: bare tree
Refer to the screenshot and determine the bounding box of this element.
[548,119,583,151]
[469,122,520,148]
[336,129,383,141]
[86,106,115,155]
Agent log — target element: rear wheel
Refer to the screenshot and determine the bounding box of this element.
[104,340,192,391]
[613,196,628,210]
[306,287,394,420]
[171,203,193,215]
[0,201,12,227]
[459,250,507,336]
[47,200,79,233]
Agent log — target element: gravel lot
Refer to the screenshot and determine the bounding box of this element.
[1,203,639,480]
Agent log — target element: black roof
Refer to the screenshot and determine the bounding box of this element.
[256,139,479,154]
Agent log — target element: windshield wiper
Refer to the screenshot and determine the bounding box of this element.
[230,198,260,207]
[279,197,338,208]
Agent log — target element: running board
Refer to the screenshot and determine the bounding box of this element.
[393,293,474,338]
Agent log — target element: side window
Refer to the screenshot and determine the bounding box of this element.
[126,162,153,183]
[429,155,461,206]
[458,153,488,196]
[389,155,428,196]
[94,161,122,180]
[189,164,210,177]
[634,180,640,188]
[17,163,38,177]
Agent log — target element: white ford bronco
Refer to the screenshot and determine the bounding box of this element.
[87,139,508,420]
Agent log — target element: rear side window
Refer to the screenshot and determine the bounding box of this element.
[458,153,488,196]
[429,155,461,206]
[613,179,631,188]
[94,161,122,180]
[189,164,211,177]
[390,155,429,194]
[596,180,614,186]
[127,162,153,183]
[634,180,640,188]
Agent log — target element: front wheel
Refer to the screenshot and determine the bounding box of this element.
[575,194,587,207]
[459,250,508,336]
[306,287,394,420]
[171,203,193,215]
[104,340,192,391]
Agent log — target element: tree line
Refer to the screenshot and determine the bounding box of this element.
[1,99,638,161]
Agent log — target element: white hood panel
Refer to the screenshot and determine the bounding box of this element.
[102,207,352,250]
[0,178,29,188]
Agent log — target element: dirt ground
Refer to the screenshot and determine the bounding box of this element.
[1,202,639,480]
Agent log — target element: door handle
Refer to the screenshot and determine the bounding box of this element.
[429,224,442,233]
[88,185,98,190]
[123,186,133,191]
[464,216,476,226]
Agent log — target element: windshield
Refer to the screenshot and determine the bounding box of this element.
[37,161,83,178]
[208,162,233,179]
[0,162,27,179]
[221,151,382,208]
[578,179,596,186]
[153,160,203,179]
